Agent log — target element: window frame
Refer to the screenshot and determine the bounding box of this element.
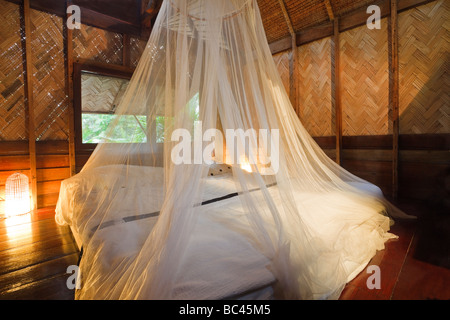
[73,61,135,153]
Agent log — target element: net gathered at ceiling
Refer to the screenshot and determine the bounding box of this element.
[56,0,414,300]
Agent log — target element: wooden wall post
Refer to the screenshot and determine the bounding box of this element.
[278,0,298,113]
[390,0,399,199]
[332,18,342,165]
[123,33,130,67]
[289,35,298,114]
[22,0,37,210]
[65,0,76,177]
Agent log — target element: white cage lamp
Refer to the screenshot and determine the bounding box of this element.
[5,172,31,217]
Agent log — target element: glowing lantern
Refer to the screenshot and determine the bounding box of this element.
[5,173,31,217]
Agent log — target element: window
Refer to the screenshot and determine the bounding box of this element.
[80,72,147,144]
[74,62,141,151]
[74,62,201,152]
[82,113,147,144]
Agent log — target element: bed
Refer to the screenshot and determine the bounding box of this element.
[56,164,395,300]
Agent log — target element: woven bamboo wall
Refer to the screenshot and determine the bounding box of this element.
[273,50,290,96]
[0,0,148,211]
[0,1,26,141]
[340,18,390,137]
[81,73,129,113]
[398,0,450,134]
[73,24,124,65]
[297,36,333,137]
[30,9,69,141]
[130,36,148,68]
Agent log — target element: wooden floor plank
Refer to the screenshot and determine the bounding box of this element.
[391,253,450,300]
[339,219,416,300]
[390,202,450,300]
[0,253,79,296]
[0,238,78,276]
[0,273,76,300]
[0,218,71,247]
[0,207,79,300]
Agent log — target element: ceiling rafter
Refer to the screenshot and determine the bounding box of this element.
[277,0,295,38]
[142,0,163,29]
[324,0,335,21]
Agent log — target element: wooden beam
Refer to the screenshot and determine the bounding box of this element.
[269,0,437,51]
[296,21,334,46]
[289,39,298,114]
[64,0,76,177]
[6,0,143,36]
[22,0,37,211]
[141,0,162,39]
[340,0,390,32]
[332,18,342,165]
[324,0,335,21]
[269,37,292,55]
[123,33,130,67]
[390,0,400,199]
[398,0,435,11]
[278,0,298,113]
[143,0,162,21]
[74,58,135,74]
[278,0,295,36]
[78,6,140,35]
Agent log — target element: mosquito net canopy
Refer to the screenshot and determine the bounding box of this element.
[56,0,413,300]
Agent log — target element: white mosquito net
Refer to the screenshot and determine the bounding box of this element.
[56,0,414,300]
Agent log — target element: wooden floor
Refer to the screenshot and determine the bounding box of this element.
[0,200,449,300]
[0,208,79,300]
[339,199,450,300]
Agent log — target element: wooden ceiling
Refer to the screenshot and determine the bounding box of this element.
[257,0,374,43]
[7,0,433,51]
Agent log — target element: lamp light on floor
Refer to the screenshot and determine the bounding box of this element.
[5,172,31,217]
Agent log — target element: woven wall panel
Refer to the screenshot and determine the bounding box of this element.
[273,50,290,96]
[130,36,147,68]
[399,0,450,134]
[340,19,390,136]
[73,24,123,65]
[30,9,68,141]
[298,36,333,137]
[82,73,129,113]
[0,0,27,141]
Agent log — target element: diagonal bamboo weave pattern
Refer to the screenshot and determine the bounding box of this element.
[399,0,450,134]
[273,50,290,96]
[30,9,68,141]
[340,20,390,136]
[0,0,27,141]
[130,37,147,68]
[298,36,333,137]
[82,73,129,113]
[73,24,123,65]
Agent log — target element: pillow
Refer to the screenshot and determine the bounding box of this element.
[208,163,232,176]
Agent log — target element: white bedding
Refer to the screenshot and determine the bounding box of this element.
[56,165,277,299]
[56,165,394,300]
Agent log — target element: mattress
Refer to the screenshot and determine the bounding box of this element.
[56,165,277,299]
[56,165,394,300]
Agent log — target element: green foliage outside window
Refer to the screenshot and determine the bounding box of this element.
[82,114,147,144]
[82,93,199,144]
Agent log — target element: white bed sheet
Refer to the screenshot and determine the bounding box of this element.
[56,165,392,300]
[56,165,277,299]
